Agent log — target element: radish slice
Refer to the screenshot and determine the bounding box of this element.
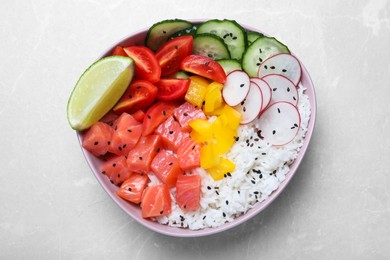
[262,74,298,106]
[234,82,263,124]
[222,70,250,106]
[250,77,272,113]
[257,102,301,146]
[258,53,302,86]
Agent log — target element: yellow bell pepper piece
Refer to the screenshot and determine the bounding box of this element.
[219,105,242,130]
[208,157,236,181]
[188,119,213,142]
[185,76,209,108]
[204,82,223,114]
[200,142,221,169]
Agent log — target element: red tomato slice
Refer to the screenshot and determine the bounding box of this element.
[141,184,172,218]
[113,80,158,114]
[116,173,149,204]
[142,101,179,136]
[123,46,161,83]
[176,174,201,211]
[155,78,190,101]
[156,36,193,77]
[180,54,227,83]
[112,46,128,57]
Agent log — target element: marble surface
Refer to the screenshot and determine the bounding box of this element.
[1,0,390,259]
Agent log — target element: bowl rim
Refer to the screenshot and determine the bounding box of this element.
[76,19,317,237]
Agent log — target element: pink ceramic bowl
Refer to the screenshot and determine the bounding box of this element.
[77,20,316,237]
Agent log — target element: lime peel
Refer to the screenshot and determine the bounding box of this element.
[67,56,135,131]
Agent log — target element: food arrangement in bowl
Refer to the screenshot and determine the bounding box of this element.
[67,19,315,236]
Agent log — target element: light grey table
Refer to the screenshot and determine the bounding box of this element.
[1,0,389,259]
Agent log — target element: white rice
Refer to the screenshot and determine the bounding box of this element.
[151,84,311,230]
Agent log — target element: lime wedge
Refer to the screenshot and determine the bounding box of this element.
[67,56,135,131]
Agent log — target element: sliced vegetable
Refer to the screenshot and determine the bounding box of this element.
[193,33,230,60]
[169,25,198,39]
[250,77,272,112]
[257,101,301,146]
[234,82,263,124]
[184,76,209,108]
[155,78,190,101]
[258,53,302,86]
[217,59,242,75]
[145,19,193,51]
[242,36,290,77]
[222,70,250,106]
[180,55,226,83]
[112,46,128,56]
[196,19,247,60]
[156,36,193,77]
[123,46,161,83]
[207,157,236,181]
[262,74,298,106]
[247,31,264,46]
[113,80,158,114]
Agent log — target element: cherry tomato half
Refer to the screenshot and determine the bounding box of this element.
[112,46,128,57]
[155,78,190,101]
[123,46,161,83]
[113,80,158,114]
[155,36,193,77]
[142,101,179,136]
[180,54,227,83]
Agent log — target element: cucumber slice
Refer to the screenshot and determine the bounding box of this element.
[171,71,190,79]
[196,19,247,61]
[145,19,192,51]
[242,36,290,77]
[169,25,198,39]
[193,33,230,60]
[247,31,264,46]
[217,59,242,75]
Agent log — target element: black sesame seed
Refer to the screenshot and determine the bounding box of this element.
[259,48,262,53]
[250,143,254,147]
[110,180,114,184]
[101,171,106,175]
[235,136,239,141]
[287,87,290,92]
[223,212,226,217]
[128,187,132,191]
[251,180,256,184]
[163,30,166,34]
[180,215,185,221]
[227,172,232,177]
[129,94,133,98]
[237,190,240,194]
[272,130,276,135]
[156,148,160,153]
[94,141,98,145]
[262,152,267,155]
[294,123,298,127]
[147,115,151,119]
[293,96,296,101]
[254,138,259,142]
[203,216,206,220]
[123,144,126,148]
[207,186,211,190]
[232,36,237,40]
[254,191,259,194]
[192,145,195,150]
[240,83,245,88]
[169,162,173,166]
[118,146,122,151]
[226,200,229,205]
[270,66,275,69]
[215,191,219,195]
[114,126,118,131]
[136,86,141,89]
[169,130,174,134]
[224,174,227,178]
[160,210,164,214]
[162,110,166,116]
[128,129,132,132]
[117,174,120,178]
[112,163,116,167]
[273,88,277,91]
[282,69,287,72]
[278,108,281,113]
[256,63,260,66]
[183,112,188,116]
[205,62,210,66]
[243,107,246,112]
[264,65,267,69]
[175,45,178,49]
[139,156,143,160]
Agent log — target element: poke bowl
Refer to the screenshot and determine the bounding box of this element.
[75,19,316,237]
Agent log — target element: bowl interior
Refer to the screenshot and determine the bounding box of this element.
[77,22,316,237]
